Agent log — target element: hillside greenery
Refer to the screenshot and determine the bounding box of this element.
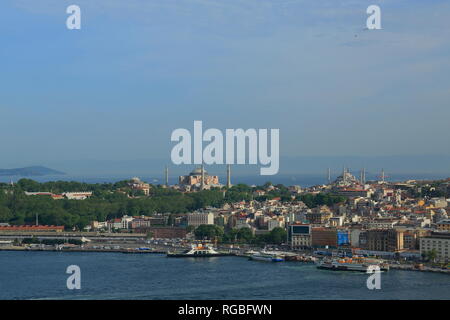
[0,179,347,230]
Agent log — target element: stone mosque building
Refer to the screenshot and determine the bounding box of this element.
[178,166,220,189]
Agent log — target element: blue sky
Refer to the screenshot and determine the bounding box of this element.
[0,0,449,174]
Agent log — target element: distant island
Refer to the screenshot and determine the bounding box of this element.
[0,166,65,177]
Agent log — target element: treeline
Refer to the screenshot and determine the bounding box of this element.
[194,225,287,245]
[10,179,127,194]
[295,193,346,208]
[0,187,224,230]
[0,181,250,229]
[253,183,294,202]
[252,184,346,206]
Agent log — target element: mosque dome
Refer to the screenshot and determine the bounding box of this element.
[190,167,206,176]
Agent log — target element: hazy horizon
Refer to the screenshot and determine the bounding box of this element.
[1,154,450,178]
[1,0,450,175]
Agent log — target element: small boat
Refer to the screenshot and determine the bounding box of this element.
[316,256,389,272]
[249,252,284,262]
[167,244,231,258]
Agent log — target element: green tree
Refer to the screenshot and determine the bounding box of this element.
[237,227,254,243]
[427,249,438,263]
[194,225,224,240]
[268,227,287,245]
[0,206,12,222]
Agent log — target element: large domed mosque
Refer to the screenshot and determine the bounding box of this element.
[178,166,219,188]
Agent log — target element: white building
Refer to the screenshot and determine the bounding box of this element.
[420,233,450,262]
[107,215,133,231]
[429,197,448,209]
[291,234,311,248]
[350,228,362,248]
[268,218,284,231]
[121,215,134,229]
[63,192,93,200]
[329,216,344,227]
[187,212,214,227]
[364,220,398,229]
[236,218,252,229]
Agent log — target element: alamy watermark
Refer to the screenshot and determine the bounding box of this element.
[366,265,381,290]
[366,5,381,30]
[66,265,81,290]
[66,4,380,31]
[171,121,279,175]
[66,5,81,30]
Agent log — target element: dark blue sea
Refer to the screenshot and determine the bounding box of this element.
[0,251,448,300]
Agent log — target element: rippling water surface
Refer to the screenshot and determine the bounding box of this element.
[0,251,448,300]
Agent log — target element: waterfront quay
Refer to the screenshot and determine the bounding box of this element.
[1,232,448,274]
[0,230,147,241]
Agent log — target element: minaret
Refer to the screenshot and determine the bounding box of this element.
[362,168,366,185]
[226,164,231,188]
[327,168,331,184]
[381,168,385,183]
[165,166,169,187]
[342,166,346,184]
[201,164,205,190]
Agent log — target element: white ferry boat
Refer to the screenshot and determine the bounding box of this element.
[316,256,389,272]
[167,244,231,257]
[249,252,284,262]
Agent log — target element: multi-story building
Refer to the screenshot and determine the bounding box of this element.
[107,215,133,231]
[121,215,133,229]
[311,227,337,248]
[401,229,430,250]
[364,219,398,229]
[436,219,450,231]
[429,197,448,209]
[130,218,152,229]
[334,188,370,198]
[187,212,214,227]
[146,227,187,239]
[288,224,311,249]
[287,211,307,224]
[420,232,450,262]
[267,217,284,231]
[306,212,331,225]
[349,227,363,248]
[329,216,344,227]
[365,229,404,252]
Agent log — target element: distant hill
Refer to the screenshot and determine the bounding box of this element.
[0,166,65,177]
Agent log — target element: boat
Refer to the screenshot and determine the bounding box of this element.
[316,256,389,272]
[249,252,284,262]
[284,254,317,263]
[166,243,231,257]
